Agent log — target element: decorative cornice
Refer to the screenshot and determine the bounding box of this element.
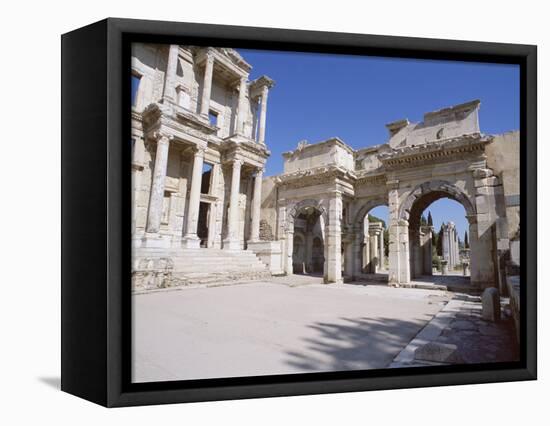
[249,75,276,98]
[141,102,217,142]
[378,133,493,171]
[131,109,143,122]
[221,136,271,158]
[276,165,356,189]
[283,137,355,158]
[355,171,386,185]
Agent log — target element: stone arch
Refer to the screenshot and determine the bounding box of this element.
[287,198,328,227]
[352,196,389,231]
[397,179,477,283]
[349,196,389,280]
[398,180,476,225]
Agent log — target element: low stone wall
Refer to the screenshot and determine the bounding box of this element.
[247,240,284,275]
[132,257,184,292]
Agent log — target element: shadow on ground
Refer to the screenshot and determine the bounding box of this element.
[284,316,433,372]
[38,376,61,389]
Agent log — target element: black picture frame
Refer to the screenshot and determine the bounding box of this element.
[61,17,537,407]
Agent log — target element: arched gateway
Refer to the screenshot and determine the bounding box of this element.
[260,100,518,290]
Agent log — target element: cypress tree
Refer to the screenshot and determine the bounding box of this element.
[464,230,469,249]
[427,211,433,227]
[436,225,444,256]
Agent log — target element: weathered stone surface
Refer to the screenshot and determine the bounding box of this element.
[414,342,464,363]
[451,320,477,330]
[481,287,501,322]
[131,43,519,291]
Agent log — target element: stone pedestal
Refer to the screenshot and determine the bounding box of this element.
[441,259,449,275]
[481,287,501,322]
[247,241,284,275]
[462,261,470,276]
[139,233,171,249]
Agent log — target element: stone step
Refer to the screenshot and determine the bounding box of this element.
[160,270,271,288]
[173,264,268,273]
[132,247,271,292]
[171,254,266,265]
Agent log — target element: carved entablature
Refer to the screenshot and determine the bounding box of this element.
[249,75,276,98]
[221,139,270,169]
[355,171,387,186]
[378,133,493,171]
[142,102,215,134]
[218,48,252,73]
[276,165,356,190]
[141,102,218,144]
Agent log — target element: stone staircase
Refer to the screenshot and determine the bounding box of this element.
[132,248,271,292]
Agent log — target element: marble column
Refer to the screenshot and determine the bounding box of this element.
[442,226,450,266]
[379,227,385,270]
[182,146,206,248]
[325,193,342,283]
[258,86,269,144]
[362,239,370,273]
[146,134,172,234]
[248,168,263,242]
[207,163,221,248]
[163,45,179,103]
[236,76,248,134]
[285,229,294,275]
[224,159,242,250]
[370,232,379,273]
[199,52,214,118]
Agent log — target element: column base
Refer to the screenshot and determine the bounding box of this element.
[223,239,241,250]
[181,235,201,249]
[323,277,344,285]
[141,233,171,248]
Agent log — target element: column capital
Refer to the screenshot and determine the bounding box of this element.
[152,131,173,143]
[232,159,243,169]
[193,144,207,156]
[204,50,215,63]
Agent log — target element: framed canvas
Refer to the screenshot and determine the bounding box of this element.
[61,18,536,407]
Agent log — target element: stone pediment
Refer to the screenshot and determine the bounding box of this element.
[217,48,252,73]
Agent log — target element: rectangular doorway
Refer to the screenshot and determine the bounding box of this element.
[197,202,210,248]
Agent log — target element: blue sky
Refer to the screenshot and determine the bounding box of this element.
[240,49,519,240]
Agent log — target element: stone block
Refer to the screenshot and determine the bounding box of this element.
[481,287,501,322]
[414,342,464,363]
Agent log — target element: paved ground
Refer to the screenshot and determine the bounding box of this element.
[390,293,518,367]
[132,281,450,383]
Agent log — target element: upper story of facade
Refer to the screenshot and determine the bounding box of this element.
[280,100,515,180]
[131,44,275,146]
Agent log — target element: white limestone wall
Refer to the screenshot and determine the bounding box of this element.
[388,101,481,148]
[486,131,520,241]
[283,139,355,174]
[131,43,167,110]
